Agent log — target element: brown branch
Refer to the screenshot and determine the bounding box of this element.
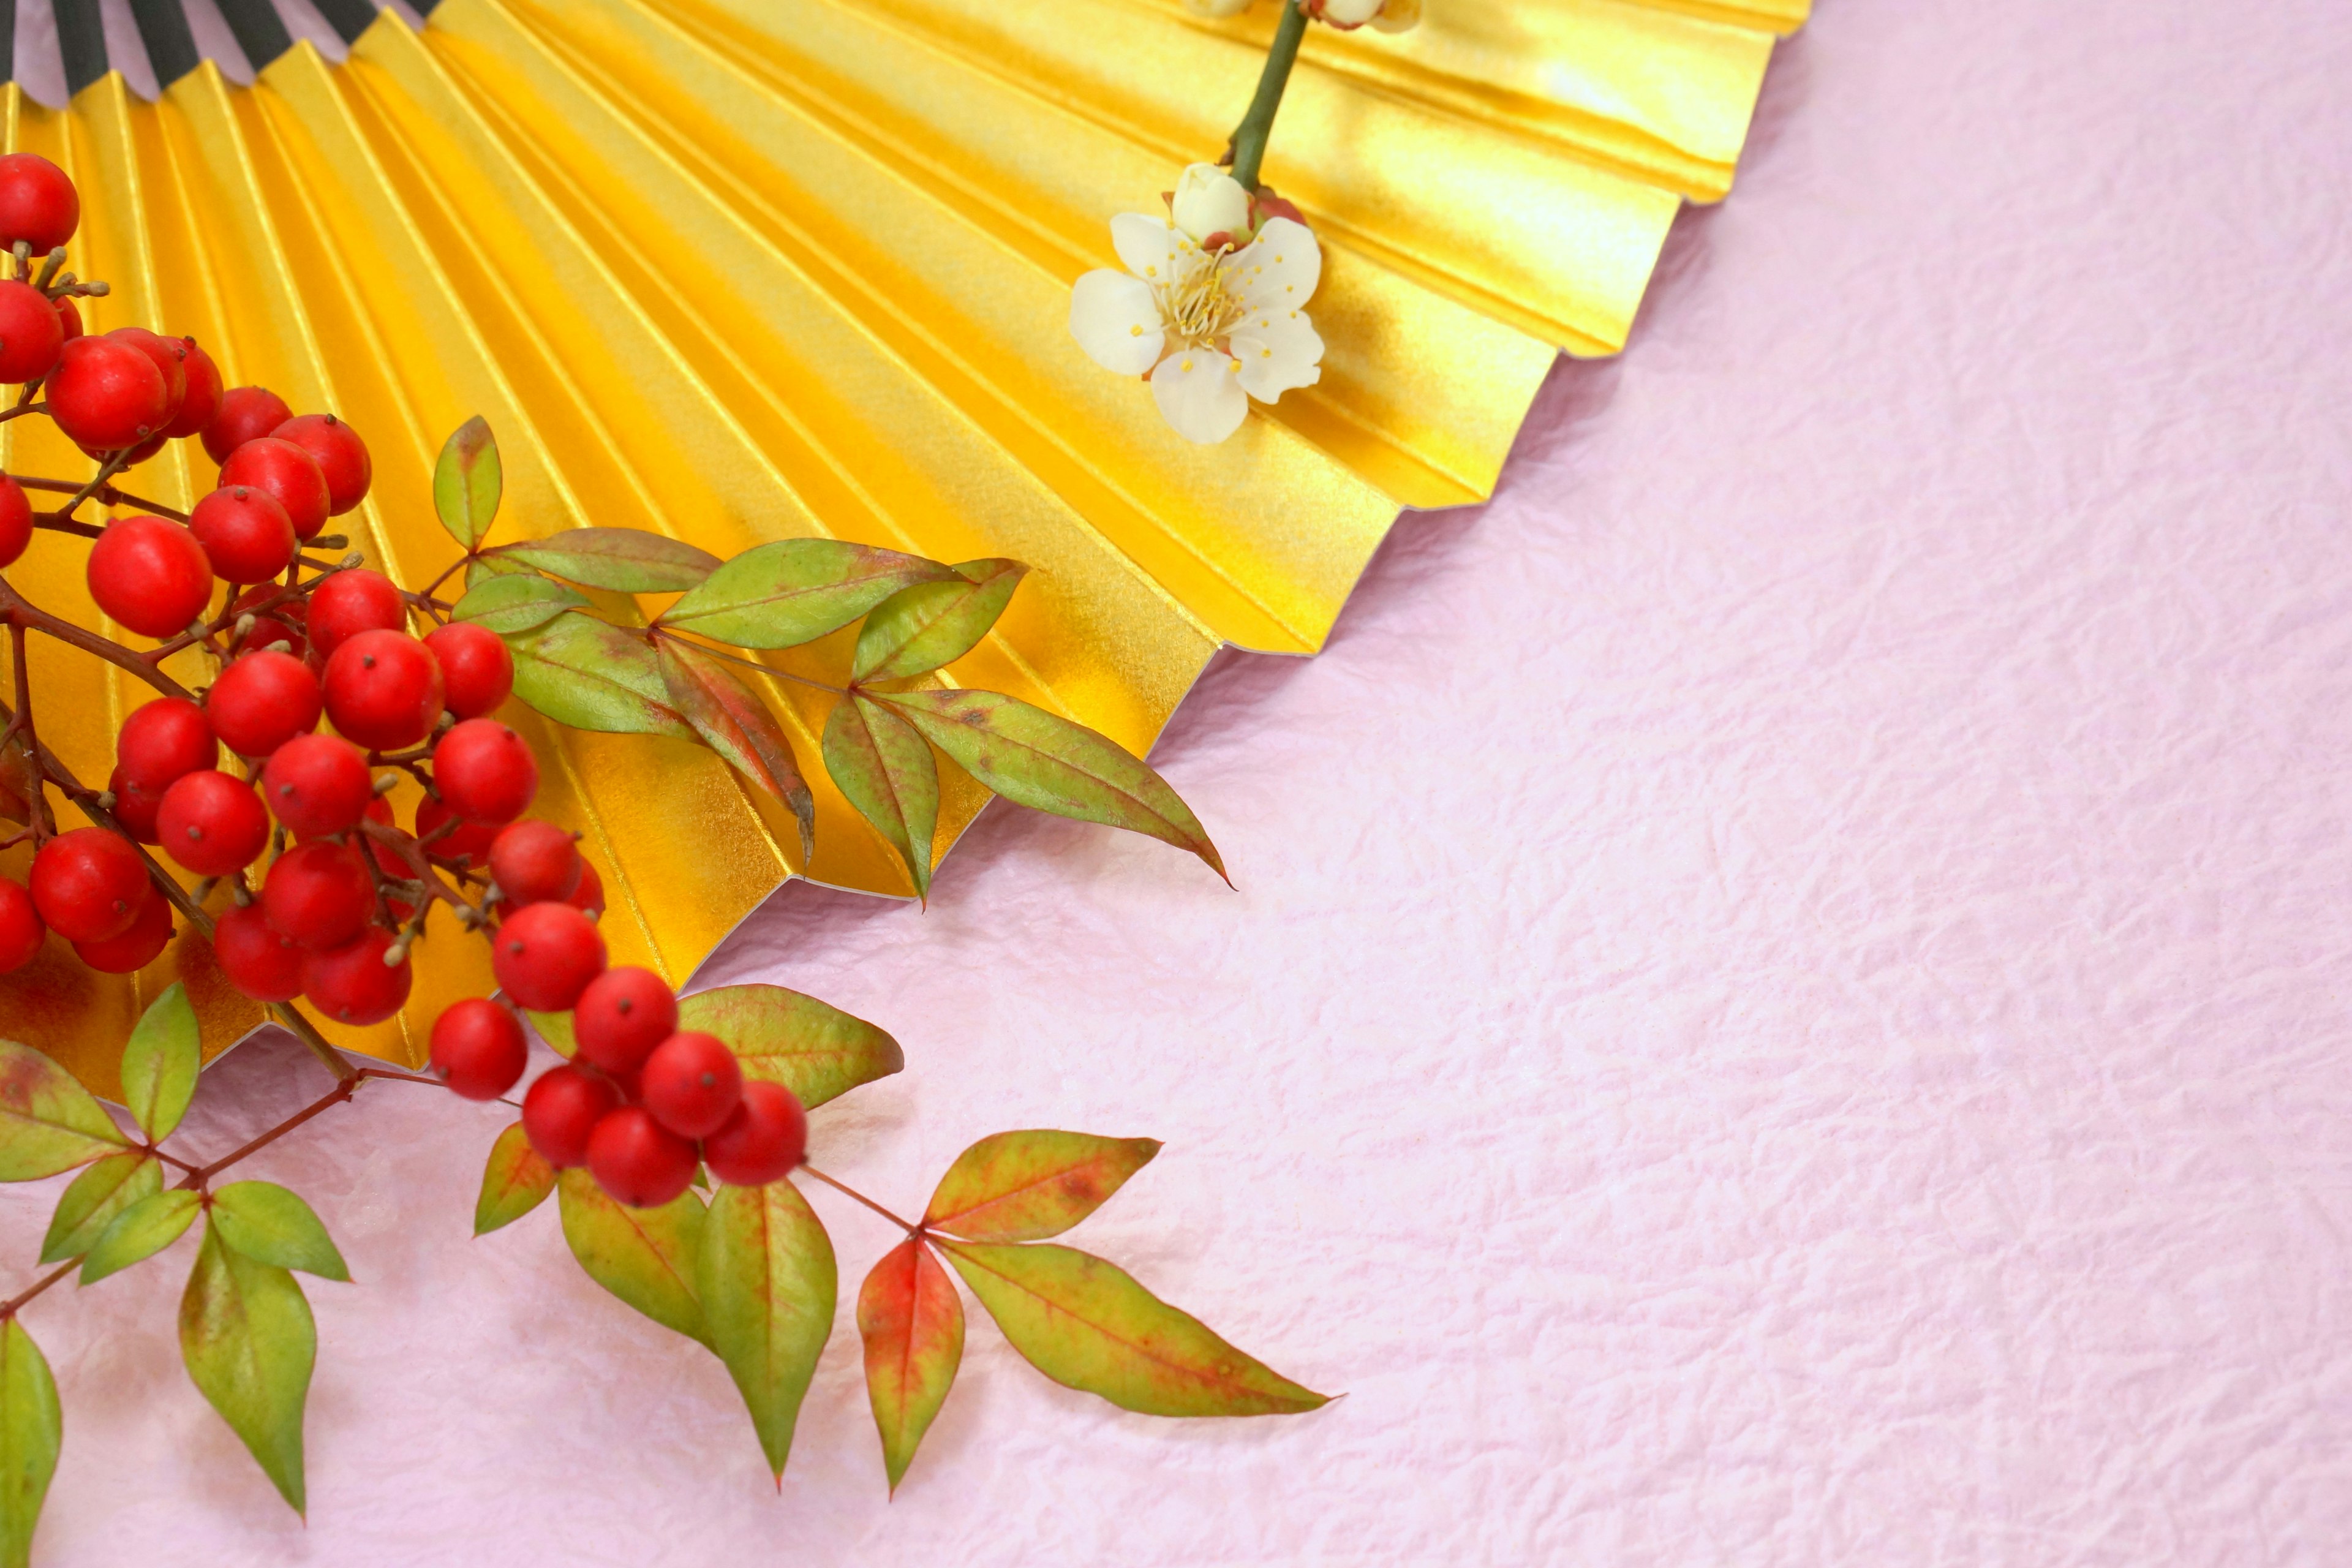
[799,1164,921,1234]
[1,578,194,701]
[9,475,190,524]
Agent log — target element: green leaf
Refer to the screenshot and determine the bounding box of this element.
[674,985,903,1110]
[40,1150,160,1264]
[852,559,1027,682]
[526,1011,575,1058]
[873,690,1224,880]
[924,1131,1161,1243]
[0,1320,59,1568]
[473,1122,556,1236]
[465,553,540,591]
[661,540,956,650]
[80,1188,199,1284]
[556,1169,709,1346]
[858,1237,962,1494]
[699,1180,836,1479]
[432,415,502,550]
[496,529,723,593]
[451,573,590,635]
[940,1241,1328,1417]
[507,613,695,739]
[655,639,815,861]
[209,1183,350,1281]
[0,1039,130,1182]
[120,982,198,1143]
[821,696,938,899]
[179,1224,314,1514]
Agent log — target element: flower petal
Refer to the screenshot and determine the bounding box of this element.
[1150,350,1250,444]
[1069,271,1166,375]
[1171,165,1252,246]
[1230,217,1322,311]
[1111,214,1185,284]
[1231,307,1324,402]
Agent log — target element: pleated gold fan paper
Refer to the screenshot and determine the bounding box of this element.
[0,0,1803,1093]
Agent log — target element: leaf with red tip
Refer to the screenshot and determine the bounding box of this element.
[673,985,903,1110]
[924,1131,1160,1242]
[851,559,1028,682]
[556,1169,710,1347]
[506,613,694,740]
[858,1237,963,1493]
[0,1039,130,1182]
[940,1241,1327,1417]
[661,541,956,649]
[497,528,723,593]
[473,1123,556,1235]
[657,639,815,862]
[432,415,501,549]
[874,688,1223,878]
[179,1223,314,1514]
[699,1180,836,1479]
[821,695,938,899]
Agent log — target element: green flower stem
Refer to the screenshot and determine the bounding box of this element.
[1227,0,1311,192]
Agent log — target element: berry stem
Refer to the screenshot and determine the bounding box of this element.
[2,625,38,846]
[0,403,48,426]
[1,578,197,702]
[1227,0,1311,192]
[53,451,135,526]
[9,474,192,524]
[798,1163,922,1234]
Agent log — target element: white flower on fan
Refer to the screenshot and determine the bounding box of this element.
[1068,164,1324,445]
[1189,0,1420,29]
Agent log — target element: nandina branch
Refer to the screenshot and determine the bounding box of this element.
[0,1261,77,1321]
[9,474,192,524]
[1227,0,1311,191]
[1,577,194,702]
[176,1065,443,1189]
[800,1163,922,1234]
[649,628,849,698]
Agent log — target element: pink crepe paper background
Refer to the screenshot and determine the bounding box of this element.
[2,0,2349,1560]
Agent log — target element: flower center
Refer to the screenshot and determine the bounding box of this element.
[1156,250,1247,352]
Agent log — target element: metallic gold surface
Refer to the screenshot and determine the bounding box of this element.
[0,0,1801,1093]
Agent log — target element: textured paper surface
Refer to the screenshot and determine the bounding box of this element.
[0,0,2346,1561]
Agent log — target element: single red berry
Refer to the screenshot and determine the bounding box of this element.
[0,279,63,384]
[422,622,511,719]
[227,584,305,659]
[702,1081,807,1188]
[0,473,27,568]
[572,967,676,1076]
[202,386,292,466]
[156,771,268,877]
[167,339,224,439]
[105,767,167,844]
[0,155,77,253]
[71,888,171,975]
[262,839,374,952]
[567,859,606,917]
[29,827,149,943]
[492,900,605,1012]
[271,413,370,515]
[415,794,499,867]
[116,696,216,791]
[107,328,188,430]
[205,649,321,757]
[323,629,444,752]
[211,900,304,1001]
[488,819,580,907]
[0,880,45,973]
[522,1065,619,1168]
[260,733,372,839]
[302,927,411,1026]
[188,486,296,585]
[433,719,537,825]
[46,336,169,451]
[305,568,404,663]
[217,437,330,541]
[586,1106,698,1209]
[51,296,79,343]
[87,516,212,639]
[639,1030,742,1140]
[428,998,528,1099]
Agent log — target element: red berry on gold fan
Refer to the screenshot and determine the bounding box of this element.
[492,901,605,1012]
[0,880,43,974]
[0,154,78,253]
[703,1081,808,1188]
[218,437,331,542]
[488,819,580,907]
[156,770,269,877]
[189,485,297,584]
[29,827,148,944]
[86,516,211,639]
[202,385,292,466]
[272,413,371,515]
[434,719,538,824]
[71,890,170,975]
[573,966,677,1076]
[429,998,528,1101]
[115,696,216,791]
[522,1066,620,1169]
[567,859,606,918]
[306,568,405,662]
[205,649,320,757]
[323,628,445,752]
[260,733,372,839]
[586,1106,699,1209]
[415,794,497,867]
[212,901,304,1002]
[0,280,63,385]
[51,296,79,344]
[105,767,166,844]
[423,622,512,718]
[46,335,168,451]
[640,1030,742,1140]
[168,339,224,439]
[262,839,375,952]
[302,928,411,1027]
[107,328,188,428]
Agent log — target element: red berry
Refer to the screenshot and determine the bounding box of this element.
[488,819,580,907]
[305,568,404,663]
[491,900,605,1012]
[702,1081,807,1188]
[262,839,374,952]
[271,414,370,515]
[572,966,676,1076]
[429,998,527,1100]
[522,1065,619,1168]
[116,696,216,791]
[423,622,511,719]
[413,794,498,867]
[217,437,330,542]
[0,880,45,973]
[167,340,223,439]
[29,827,149,943]
[205,649,320,758]
[107,328,188,429]
[46,336,168,451]
[259,733,372,839]
[0,474,27,568]
[323,630,443,752]
[586,1106,698,1209]
[227,585,304,660]
[71,888,171,975]
[0,280,62,384]
[302,927,411,1026]
[202,386,292,466]
[433,719,537,825]
[0,155,77,253]
[51,296,78,343]
[639,1030,742,1139]
[211,900,304,1001]
[567,859,606,917]
[105,767,167,844]
[156,770,268,876]
[188,486,296,584]
[87,516,212,639]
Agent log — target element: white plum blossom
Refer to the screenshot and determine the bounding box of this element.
[1191,0,1420,29]
[1068,165,1324,445]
